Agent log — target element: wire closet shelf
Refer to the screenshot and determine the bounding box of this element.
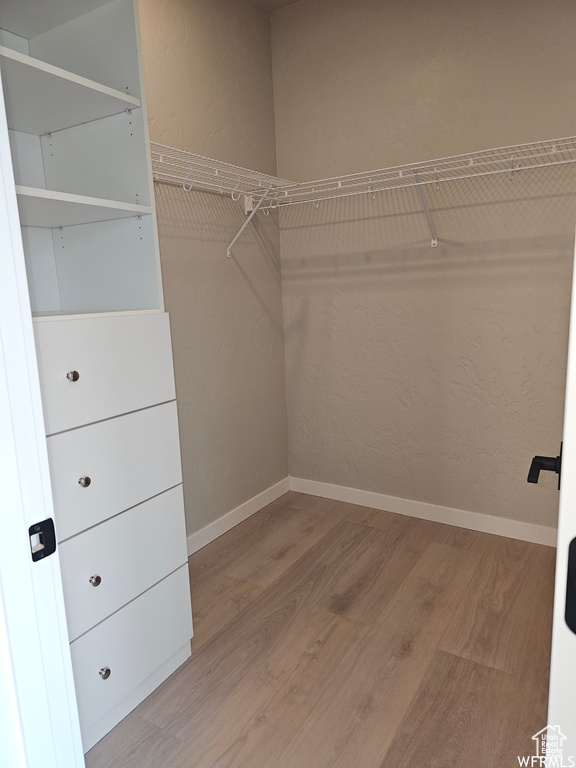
[150,142,292,198]
[151,136,576,209]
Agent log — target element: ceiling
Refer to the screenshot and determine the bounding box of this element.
[249,0,304,10]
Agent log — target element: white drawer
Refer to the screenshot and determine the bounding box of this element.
[34,313,176,435]
[70,566,193,741]
[59,486,187,642]
[48,401,182,541]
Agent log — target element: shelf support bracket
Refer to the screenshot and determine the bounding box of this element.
[412,170,438,247]
[227,185,275,258]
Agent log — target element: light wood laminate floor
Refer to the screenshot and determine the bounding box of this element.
[86,491,555,768]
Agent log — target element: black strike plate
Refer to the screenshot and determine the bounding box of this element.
[29,518,57,562]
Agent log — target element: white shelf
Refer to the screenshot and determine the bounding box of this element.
[32,309,162,322]
[16,186,151,228]
[152,136,576,209]
[150,141,291,196]
[268,136,576,208]
[0,0,113,39]
[0,46,140,135]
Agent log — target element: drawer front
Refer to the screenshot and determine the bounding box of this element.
[34,313,176,435]
[59,486,187,642]
[70,566,193,737]
[48,401,182,541]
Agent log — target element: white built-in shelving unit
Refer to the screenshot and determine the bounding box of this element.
[1,0,162,316]
[0,0,192,754]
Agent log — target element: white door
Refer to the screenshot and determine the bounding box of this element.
[548,229,576,759]
[0,70,84,767]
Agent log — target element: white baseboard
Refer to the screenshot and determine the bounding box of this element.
[289,477,558,548]
[186,477,290,556]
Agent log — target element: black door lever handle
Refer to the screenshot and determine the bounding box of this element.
[527,443,562,489]
[528,456,560,483]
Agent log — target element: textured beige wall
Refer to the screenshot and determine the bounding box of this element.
[272,0,576,181]
[155,186,287,533]
[273,0,576,527]
[139,0,288,535]
[139,0,277,174]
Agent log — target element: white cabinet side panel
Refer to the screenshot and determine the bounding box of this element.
[41,110,149,205]
[47,402,183,541]
[53,216,158,313]
[29,0,141,98]
[21,226,60,313]
[132,0,164,312]
[8,130,45,188]
[0,29,29,55]
[34,312,176,434]
[59,485,187,641]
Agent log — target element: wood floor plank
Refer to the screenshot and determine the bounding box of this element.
[225,615,363,768]
[513,545,555,676]
[84,714,186,768]
[225,499,348,588]
[138,520,377,739]
[190,574,263,652]
[189,495,348,595]
[191,610,366,768]
[439,536,544,672]
[187,501,285,589]
[270,543,481,768]
[355,506,407,530]
[434,523,502,555]
[490,544,555,765]
[280,491,377,524]
[324,516,438,624]
[275,491,345,513]
[381,650,512,768]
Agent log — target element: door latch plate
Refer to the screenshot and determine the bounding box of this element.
[29,518,56,562]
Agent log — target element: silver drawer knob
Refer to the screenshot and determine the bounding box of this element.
[66,370,80,382]
[99,667,111,680]
[89,575,102,587]
[78,476,91,488]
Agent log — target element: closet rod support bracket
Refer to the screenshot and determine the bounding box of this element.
[412,169,439,248]
[227,184,275,258]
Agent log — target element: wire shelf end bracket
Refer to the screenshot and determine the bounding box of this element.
[227,185,276,258]
[413,169,438,247]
